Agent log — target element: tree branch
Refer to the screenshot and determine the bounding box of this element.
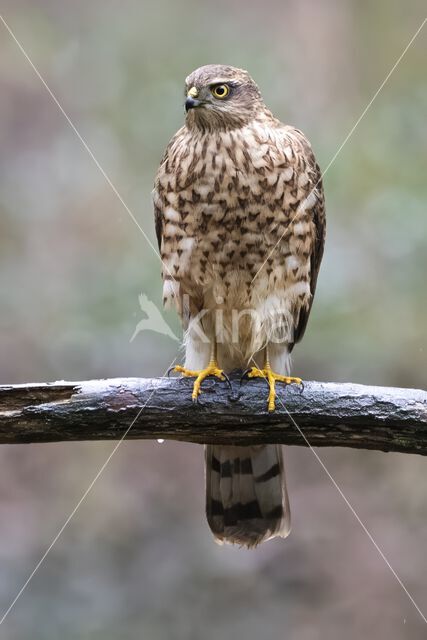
[0,374,426,454]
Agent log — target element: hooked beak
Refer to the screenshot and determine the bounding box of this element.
[185,96,201,112]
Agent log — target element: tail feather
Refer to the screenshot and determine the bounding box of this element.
[205,449,223,536]
[205,444,291,548]
[219,448,233,510]
[238,456,257,513]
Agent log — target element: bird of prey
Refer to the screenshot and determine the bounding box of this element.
[153,64,325,547]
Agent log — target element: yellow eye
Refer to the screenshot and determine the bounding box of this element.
[211,84,230,99]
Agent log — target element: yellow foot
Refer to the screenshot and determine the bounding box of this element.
[171,361,229,401]
[246,366,302,412]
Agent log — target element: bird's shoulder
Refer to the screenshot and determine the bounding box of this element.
[239,118,323,211]
[155,126,189,176]
[253,119,318,175]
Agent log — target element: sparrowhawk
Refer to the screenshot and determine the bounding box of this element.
[153,64,325,547]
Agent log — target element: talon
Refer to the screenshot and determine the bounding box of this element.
[171,360,229,401]
[247,366,268,380]
[221,371,233,394]
[245,365,303,412]
[167,365,196,378]
[239,368,253,385]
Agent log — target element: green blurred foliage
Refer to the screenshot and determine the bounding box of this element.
[0,1,426,638]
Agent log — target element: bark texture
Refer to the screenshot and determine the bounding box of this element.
[0,374,426,454]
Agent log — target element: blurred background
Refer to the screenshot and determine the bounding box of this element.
[0,0,426,638]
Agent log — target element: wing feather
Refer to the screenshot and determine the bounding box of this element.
[280,127,326,346]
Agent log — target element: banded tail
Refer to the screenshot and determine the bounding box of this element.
[205,444,291,547]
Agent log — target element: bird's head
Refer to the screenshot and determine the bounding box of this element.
[184,64,265,131]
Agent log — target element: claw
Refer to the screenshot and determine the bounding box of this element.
[239,368,253,385]
[221,370,233,394]
[169,361,229,402]
[244,365,303,412]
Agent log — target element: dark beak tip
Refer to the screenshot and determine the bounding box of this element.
[185,97,200,112]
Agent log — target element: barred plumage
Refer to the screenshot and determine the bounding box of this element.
[206,445,290,547]
[153,64,325,547]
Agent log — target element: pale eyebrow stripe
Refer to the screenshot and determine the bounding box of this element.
[207,78,236,86]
